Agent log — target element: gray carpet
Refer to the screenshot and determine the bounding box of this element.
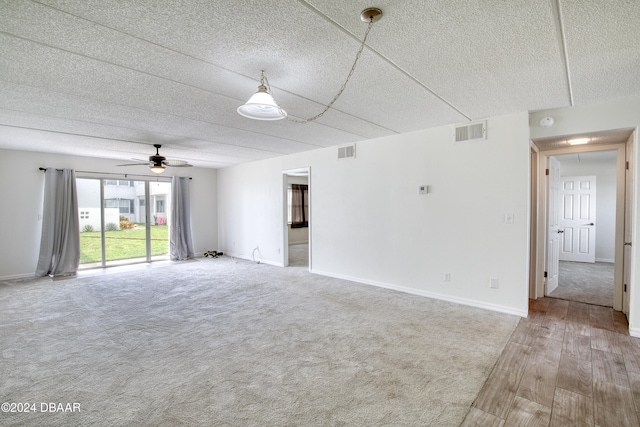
[0,257,518,426]
[288,243,309,268]
[549,261,614,307]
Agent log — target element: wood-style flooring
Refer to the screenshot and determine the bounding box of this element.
[462,297,640,427]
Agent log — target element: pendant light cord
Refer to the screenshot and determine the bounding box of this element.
[264,18,376,124]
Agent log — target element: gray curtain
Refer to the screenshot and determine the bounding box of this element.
[170,176,194,260]
[35,168,80,277]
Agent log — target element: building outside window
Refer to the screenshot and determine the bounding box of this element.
[105,180,134,187]
[105,199,135,214]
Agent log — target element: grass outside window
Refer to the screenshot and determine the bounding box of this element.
[80,225,169,264]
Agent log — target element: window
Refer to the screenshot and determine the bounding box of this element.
[289,184,308,228]
[105,199,134,214]
[156,199,165,213]
[287,188,292,224]
[105,180,134,187]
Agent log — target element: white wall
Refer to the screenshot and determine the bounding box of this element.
[557,157,617,262]
[530,95,640,334]
[218,112,531,316]
[0,149,218,279]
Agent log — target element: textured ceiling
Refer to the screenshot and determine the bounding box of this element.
[1,0,639,169]
[554,150,618,165]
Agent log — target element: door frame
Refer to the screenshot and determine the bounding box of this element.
[529,144,541,299]
[624,133,635,314]
[546,156,562,295]
[282,167,311,270]
[531,142,626,311]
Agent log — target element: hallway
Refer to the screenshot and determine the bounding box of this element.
[463,298,639,426]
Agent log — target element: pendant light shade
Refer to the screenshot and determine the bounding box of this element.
[237,82,287,121]
[237,8,381,123]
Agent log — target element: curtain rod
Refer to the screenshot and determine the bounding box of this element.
[38,168,192,180]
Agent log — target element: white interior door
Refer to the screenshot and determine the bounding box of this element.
[623,137,634,314]
[546,157,561,294]
[559,176,597,263]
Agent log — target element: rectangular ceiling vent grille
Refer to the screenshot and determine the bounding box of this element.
[455,121,486,143]
[338,144,356,159]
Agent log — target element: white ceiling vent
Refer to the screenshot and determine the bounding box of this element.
[454,121,486,143]
[338,144,356,159]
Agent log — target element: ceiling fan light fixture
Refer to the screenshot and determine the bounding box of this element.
[117,144,192,171]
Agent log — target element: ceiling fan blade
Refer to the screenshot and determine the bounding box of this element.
[117,162,152,166]
[163,159,191,166]
[119,146,192,169]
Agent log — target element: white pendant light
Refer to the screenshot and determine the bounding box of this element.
[237,8,382,123]
[237,71,287,120]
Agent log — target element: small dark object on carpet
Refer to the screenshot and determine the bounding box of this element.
[204,250,222,258]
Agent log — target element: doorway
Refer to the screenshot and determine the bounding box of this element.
[547,153,616,306]
[282,168,311,269]
[530,129,634,314]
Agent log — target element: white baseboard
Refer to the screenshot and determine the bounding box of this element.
[630,327,640,338]
[595,258,615,263]
[310,268,528,318]
[260,259,284,267]
[223,251,284,267]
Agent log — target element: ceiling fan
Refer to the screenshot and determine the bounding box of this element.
[118,144,193,174]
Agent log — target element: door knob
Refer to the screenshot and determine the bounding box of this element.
[625,242,632,246]
[585,222,594,226]
[557,230,564,234]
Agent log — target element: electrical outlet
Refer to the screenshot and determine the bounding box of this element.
[489,278,499,289]
[443,272,451,282]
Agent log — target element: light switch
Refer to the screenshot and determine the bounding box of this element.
[504,213,514,224]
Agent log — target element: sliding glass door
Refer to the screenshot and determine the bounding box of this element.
[77,177,171,268]
[148,181,171,261]
[103,179,146,265]
[77,178,102,266]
